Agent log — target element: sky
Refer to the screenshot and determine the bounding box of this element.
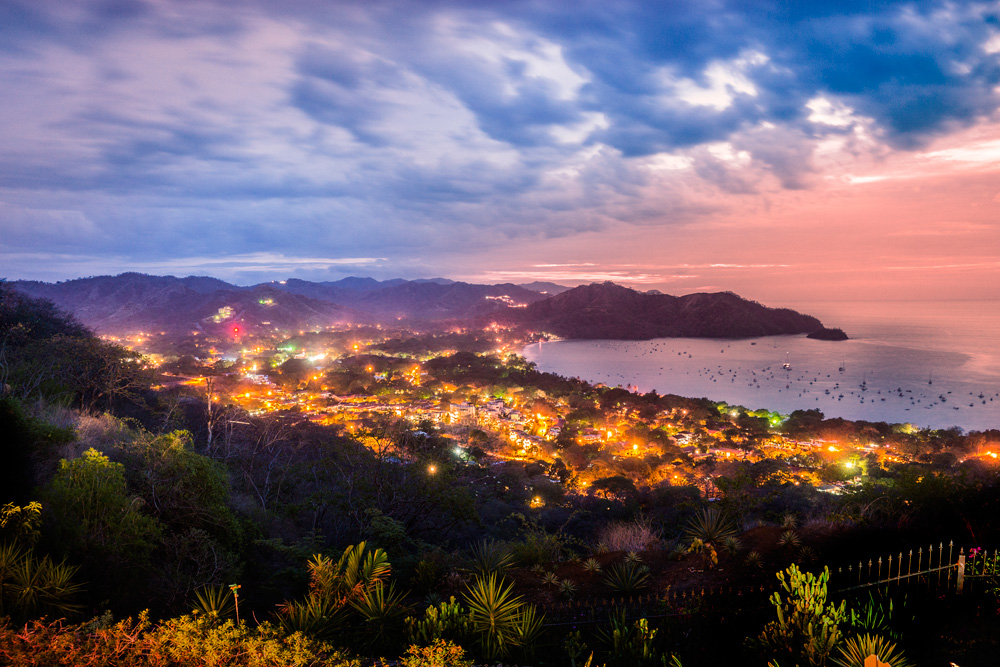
[2,0,1000,303]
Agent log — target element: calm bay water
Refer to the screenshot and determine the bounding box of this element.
[523,300,1000,432]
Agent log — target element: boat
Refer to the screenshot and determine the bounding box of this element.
[838,359,845,372]
[782,353,791,371]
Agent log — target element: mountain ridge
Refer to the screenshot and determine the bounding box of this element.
[9,274,835,340]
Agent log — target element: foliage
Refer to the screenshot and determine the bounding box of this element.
[0,501,42,547]
[349,581,410,653]
[0,612,360,667]
[684,508,738,545]
[465,538,513,577]
[758,565,847,667]
[559,578,577,598]
[685,538,718,570]
[462,573,541,660]
[598,518,659,552]
[405,596,473,646]
[596,610,662,667]
[42,448,163,600]
[277,542,392,641]
[400,639,473,667]
[192,585,236,623]
[831,633,913,667]
[603,561,650,595]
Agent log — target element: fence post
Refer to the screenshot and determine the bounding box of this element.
[957,553,965,595]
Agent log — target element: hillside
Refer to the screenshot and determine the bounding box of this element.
[501,282,825,339]
[12,274,355,335]
[10,275,833,339]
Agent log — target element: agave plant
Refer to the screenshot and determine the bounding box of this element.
[467,539,514,578]
[558,579,577,598]
[684,508,738,545]
[832,634,913,667]
[464,573,526,660]
[603,561,650,595]
[744,551,764,569]
[192,584,235,622]
[6,552,83,619]
[582,557,602,574]
[350,581,410,650]
[623,551,643,564]
[540,571,560,586]
[797,545,817,564]
[778,530,801,549]
[781,512,799,529]
[722,536,743,556]
[513,602,545,659]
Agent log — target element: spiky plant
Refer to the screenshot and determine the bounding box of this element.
[541,571,560,587]
[405,595,473,646]
[530,563,546,575]
[603,561,650,595]
[832,634,913,667]
[594,542,610,555]
[467,539,514,578]
[778,530,801,549]
[797,545,817,564]
[684,508,738,545]
[8,553,83,619]
[192,584,235,622]
[745,551,764,569]
[781,512,799,529]
[350,581,410,651]
[276,595,345,640]
[624,551,642,564]
[559,579,577,598]
[582,557,602,574]
[464,573,525,660]
[722,536,743,555]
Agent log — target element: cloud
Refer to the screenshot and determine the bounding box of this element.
[1,0,999,287]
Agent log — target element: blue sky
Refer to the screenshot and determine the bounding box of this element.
[2,0,1000,301]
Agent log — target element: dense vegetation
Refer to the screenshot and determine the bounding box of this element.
[2,281,999,665]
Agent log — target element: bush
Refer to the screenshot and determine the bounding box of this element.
[597,519,660,553]
[0,612,359,667]
[401,639,473,667]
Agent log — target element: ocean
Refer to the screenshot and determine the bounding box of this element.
[522,300,1000,432]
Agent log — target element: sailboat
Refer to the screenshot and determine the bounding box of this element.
[782,352,791,370]
[838,359,845,372]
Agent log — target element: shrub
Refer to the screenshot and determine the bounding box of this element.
[405,596,473,646]
[758,565,846,667]
[597,519,660,553]
[603,562,650,595]
[465,539,513,578]
[832,633,913,667]
[684,508,737,545]
[559,579,577,599]
[401,639,473,667]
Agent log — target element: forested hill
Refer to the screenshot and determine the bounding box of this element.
[10,274,835,339]
[497,282,826,339]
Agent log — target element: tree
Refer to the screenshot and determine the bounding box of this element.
[590,476,637,502]
[43,448,163,605]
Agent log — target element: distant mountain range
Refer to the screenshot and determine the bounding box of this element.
[9,273,836,340]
